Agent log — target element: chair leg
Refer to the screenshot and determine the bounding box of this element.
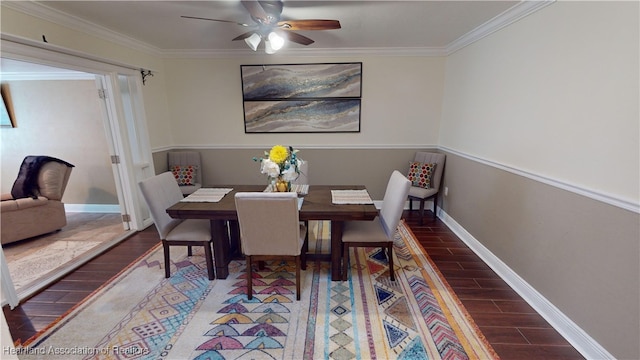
[387,243,395,281]
[163,241,171,278]
[295,256,301,301]
[303,220,309,253]
[433,195,438,219]
[187,246,193,256]
[204,241,215,280]
[419,199,426,225]
[301,238,308,271]
[342,243,349,281]
[247,255,253,300]
[409,198,413,211]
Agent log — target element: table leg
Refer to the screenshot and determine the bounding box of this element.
[228,220,241,260]
[331,221,344,281]
[211,219,230,279]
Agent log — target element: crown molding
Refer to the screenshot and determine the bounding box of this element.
[446,0,555,55]
[161,46,447,58]
[4,1,553,59]
[3,1,163,56]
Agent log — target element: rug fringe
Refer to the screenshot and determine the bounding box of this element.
[399,220,501,360]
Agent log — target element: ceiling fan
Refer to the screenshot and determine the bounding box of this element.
[182,0,341,53]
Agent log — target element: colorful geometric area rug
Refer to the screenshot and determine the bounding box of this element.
[16,221,498,360]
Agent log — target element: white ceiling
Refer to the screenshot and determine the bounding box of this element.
[2,1,544,56]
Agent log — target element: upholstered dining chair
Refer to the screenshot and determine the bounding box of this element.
[342,170,411,281]
[234,192,307,300]
[407,151,446,224]
[168,151,202,196]
[139,172,215,280]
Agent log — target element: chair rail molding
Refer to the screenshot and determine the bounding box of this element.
[154,144,439,152]
[439,146,639,214]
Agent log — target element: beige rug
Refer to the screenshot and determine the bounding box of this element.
[3,213,125,290]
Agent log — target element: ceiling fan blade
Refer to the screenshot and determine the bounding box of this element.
[232,31,258,41]
[181,15,250,27]
[283,31,315,46]
[258,1,283,17]
[241,1,269,23]
[277,19,341,31]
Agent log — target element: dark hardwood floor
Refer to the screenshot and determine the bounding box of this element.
[3,211,584,359]
[408,213,584,360]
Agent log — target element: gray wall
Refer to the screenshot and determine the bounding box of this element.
[154,148,434,200]
[440,151,639,359]
[437,2,639,358]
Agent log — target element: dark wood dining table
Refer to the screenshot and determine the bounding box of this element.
[166,185,379,281]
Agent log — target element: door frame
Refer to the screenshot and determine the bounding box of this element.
[0,35,155,307]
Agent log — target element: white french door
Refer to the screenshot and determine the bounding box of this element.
[95,73,154,229]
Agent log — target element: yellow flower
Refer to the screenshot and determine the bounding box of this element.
[269,145,289,164]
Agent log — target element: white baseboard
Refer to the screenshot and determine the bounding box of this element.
[436,208,614,360]
[65,204,121,213]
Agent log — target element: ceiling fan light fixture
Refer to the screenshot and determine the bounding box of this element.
[264,39,276,54]
[268,31,284,51]
[184,1,339,53]
[244,33,261,51]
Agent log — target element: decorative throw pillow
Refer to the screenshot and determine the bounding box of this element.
[407,162,436,189]
[171,165,197,186]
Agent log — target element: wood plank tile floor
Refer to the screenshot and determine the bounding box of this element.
[405,212,584,360]
[4,211,585,359]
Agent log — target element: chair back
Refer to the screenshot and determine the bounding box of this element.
[138,172,183,239]
[414,152,446,191]
[168,151,202,184]
[291,160,308,185]
[380,170,411,239]
[235,192,301,256]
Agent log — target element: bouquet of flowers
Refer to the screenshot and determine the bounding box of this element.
[254,145,303,190]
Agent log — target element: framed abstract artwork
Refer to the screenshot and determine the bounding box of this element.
[241,62,362,133]
[0,84,16,128]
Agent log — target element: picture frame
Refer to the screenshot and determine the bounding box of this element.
[1,84,16,128]
[241,62,362,133]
